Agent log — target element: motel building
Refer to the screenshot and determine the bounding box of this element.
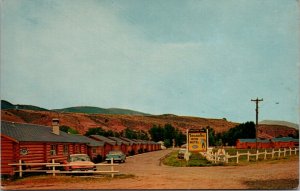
[1,120,88,175]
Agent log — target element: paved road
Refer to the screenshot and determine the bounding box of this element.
[3,149,299,189]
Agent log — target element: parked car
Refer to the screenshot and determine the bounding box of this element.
[63,154,95,171]
[105,150,126,163]
[177,148,186,159]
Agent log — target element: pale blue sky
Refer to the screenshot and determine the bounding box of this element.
[1,0,299,124]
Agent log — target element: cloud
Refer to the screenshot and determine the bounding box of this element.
[1,0,299,123]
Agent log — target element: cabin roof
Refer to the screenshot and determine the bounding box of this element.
[90,135,116,145]
[119,137,138,145]
[70,134,104,146]
[238,139,270,143]
[108,137,129,145]
[271,137,299,142]
[1,121,88,143]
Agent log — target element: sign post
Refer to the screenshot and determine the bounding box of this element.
[188,129,208,153]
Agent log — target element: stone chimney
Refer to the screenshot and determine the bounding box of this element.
[52,118,60,135]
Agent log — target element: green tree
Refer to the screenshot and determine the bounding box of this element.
[221,121,256,146]
[149,125,164,142]
[124,128,138,139]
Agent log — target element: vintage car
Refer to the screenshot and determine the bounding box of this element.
[63,154,95,171]
[177,148,186,159]
[105,150,126,163]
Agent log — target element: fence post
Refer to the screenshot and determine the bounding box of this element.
[264,149,267,160]
[110,158,114,178]
[19,160,23,178]
[278,149,281,158]
[289,148,292,156]
[214,152,217,163]
[272,149,274,159]
[236,151,239,164]
[284,148,286,157]
[256,150,259,161]
[295,148,297,155]
[52,159,55,176]
[247,151,250,162]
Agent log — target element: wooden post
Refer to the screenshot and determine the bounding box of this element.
[289,148,292,155]
[236,151,239,164]
[225,152,228,163]
[52,159,55,176]
[295,148,297,155]
[256,150,259,161]
[264,150,267,160]
[214,152,217,163]
[247,151,250,162]
[272,149,274,159]
[284,148,286,157]
[110,158,114,178]
[278,149,281,158]
[19,160,23,178]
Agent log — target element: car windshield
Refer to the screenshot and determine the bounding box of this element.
[108,151,122,155]
[69,155,91,162]
[179,149,186,153]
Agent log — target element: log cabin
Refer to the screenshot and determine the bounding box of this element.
[119,137,139,155]
[108,137,129,155]
[69,134,104,162]
[89,135,120,156]
[236,137,298,149]
[1,120,88,175]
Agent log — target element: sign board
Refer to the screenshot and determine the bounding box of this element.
[188,129,207,152]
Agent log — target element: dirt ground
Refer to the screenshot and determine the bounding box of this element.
[2,149,299,190]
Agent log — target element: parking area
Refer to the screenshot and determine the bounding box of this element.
[3,149,299,190]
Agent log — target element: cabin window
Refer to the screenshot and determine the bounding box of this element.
[92,148,96,154]
[63,145,69,155]
[50,145,58,156]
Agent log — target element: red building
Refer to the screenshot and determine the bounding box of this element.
[70,135,104,162]
[236,137,299,149]
[90,135,120,156]
[108,137,129,155]
[119,137,139,155]
[1,120,88,175]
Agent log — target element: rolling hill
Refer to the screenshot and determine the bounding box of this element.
[53,106,149,115]
[1,100,49,111]
[1,100,298,138]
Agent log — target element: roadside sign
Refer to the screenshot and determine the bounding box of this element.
[187,129,207,152]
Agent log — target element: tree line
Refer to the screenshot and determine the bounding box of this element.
[74,121,299,148]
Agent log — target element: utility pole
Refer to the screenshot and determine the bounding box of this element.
[251,98,263,151]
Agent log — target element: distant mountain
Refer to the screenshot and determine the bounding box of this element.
[53,106,150,115]
[1,100,149,116]
[260,120,299,129]
[1,100,48,111]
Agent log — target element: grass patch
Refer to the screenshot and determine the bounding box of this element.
[162,151,218,167]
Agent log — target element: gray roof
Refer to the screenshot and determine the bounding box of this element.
[70,134,104,147]
[271,137,299,142]
[1,121,87,143]
[119,137,138,145]
[90,135,116,145]
[132,139,148,144]
[108,137,129,145]
[238,139,270,143]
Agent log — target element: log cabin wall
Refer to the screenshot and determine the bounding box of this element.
[1,136,18,175]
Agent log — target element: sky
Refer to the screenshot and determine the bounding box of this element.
[1,0,299,124]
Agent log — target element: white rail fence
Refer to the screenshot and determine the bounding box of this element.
[8,159,119,178]
[205,147,298,164]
